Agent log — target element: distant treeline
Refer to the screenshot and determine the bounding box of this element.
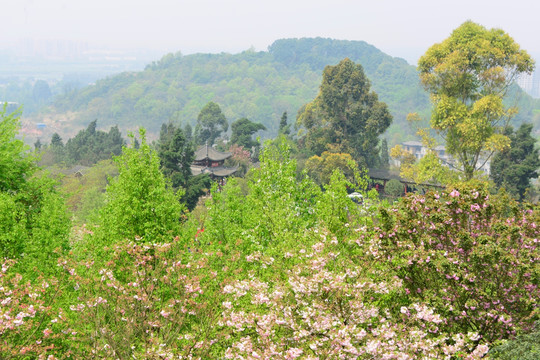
[26,37,540,145]
[48,38,429,144]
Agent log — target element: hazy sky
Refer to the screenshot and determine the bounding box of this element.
[1,0,539,65]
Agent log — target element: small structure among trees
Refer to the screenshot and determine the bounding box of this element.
[191,144,238,178]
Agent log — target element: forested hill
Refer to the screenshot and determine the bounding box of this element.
[44,38,538,144]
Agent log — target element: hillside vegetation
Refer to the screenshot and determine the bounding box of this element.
[23,38,540,145]
[46,38,427,143]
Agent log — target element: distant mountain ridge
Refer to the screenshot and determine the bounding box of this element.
[38,37,539,144]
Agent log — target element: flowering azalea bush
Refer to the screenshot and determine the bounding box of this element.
[58,239,223,358]
[2,134,538,359]
[0,260,68,359]
[372,184,539,343]
[219,230,489,359]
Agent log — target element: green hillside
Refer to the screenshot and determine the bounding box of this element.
[46,38,425,142]
[46,37,540,144]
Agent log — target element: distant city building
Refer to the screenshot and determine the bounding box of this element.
[516,70,540,98]
[16,38,89,60]
[394,141,490,175]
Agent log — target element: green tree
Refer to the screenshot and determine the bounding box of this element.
[184,123,193,144]
[380,139,389,169]
[491,123,540,200]
[51,133,64,147]
[47,132,65,165]
[98,129,184,243]
[34,138,42,152]
[230,117,266,149]
[384,178,404,198]
[32,80,52,105]
[297,58,392,167]
[194,102,228,145]
[305,151,359,186]
[157,122,210,210]
[158,123,194,189]
[418,21,535,180]
[0,105,70,270]
[0,105,35,192]
[278,111,291,135]
[64,120,125,166]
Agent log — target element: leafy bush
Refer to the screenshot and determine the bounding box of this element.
[490,321,540,359]
[385,178,404,198]
[372,184,539,343]
[219,230,488,359]
[0,106,70,273]
[95,129,184,247]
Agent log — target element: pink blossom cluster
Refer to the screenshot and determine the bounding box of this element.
[220,232,487,359]
[0,260,65,358]
[373,185,539,342]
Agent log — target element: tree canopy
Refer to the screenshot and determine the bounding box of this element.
[195,102,228,146]
[418,21,535,180]
[158,123,194,189]
[230,117,266,149]
[98,129,184,243]
[490,123,540,200]
[0,105,35,193]
[297,58,392,167]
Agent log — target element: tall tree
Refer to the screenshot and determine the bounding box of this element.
[194,102,228,145]
[230,117,266,149]
[380,139,389,169]
[296,58,392,167]
[34,138,42,152]
[418,21,534,180]
[157,123,194,189]
[98,129,184,243]
[157,122,210,211]
[50,133,64,148]
[491,123,540,200]
[279,111,291,135]
[49,132,65,164]
[0,105,35,192]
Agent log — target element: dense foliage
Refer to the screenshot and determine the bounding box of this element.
[418,21,535,180]
[40,120,125,167]
[491,123,540,200]
[44,38,431,143]
[194,101,229,146]
[95,129,184,246]
[0,107,70,271]
[1,129,539,358]
[2,28,540,360]
[230,117,266,149]
[297,58,392,167]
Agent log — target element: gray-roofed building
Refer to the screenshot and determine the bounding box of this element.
[192,145,237,178]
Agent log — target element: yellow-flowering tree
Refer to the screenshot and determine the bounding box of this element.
[418,21,534,180]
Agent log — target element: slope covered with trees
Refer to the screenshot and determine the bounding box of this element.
[47,38,428,143]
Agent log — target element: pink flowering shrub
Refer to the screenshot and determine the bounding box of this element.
[226,144,253,177]
[0,260,68,359]
[219,231,488,359]
[373,184,539,343]
[58,239,223,358]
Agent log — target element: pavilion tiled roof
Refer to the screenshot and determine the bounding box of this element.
[194,144,232,162]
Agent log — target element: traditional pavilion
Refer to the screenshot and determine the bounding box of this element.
[191,144,238,178]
